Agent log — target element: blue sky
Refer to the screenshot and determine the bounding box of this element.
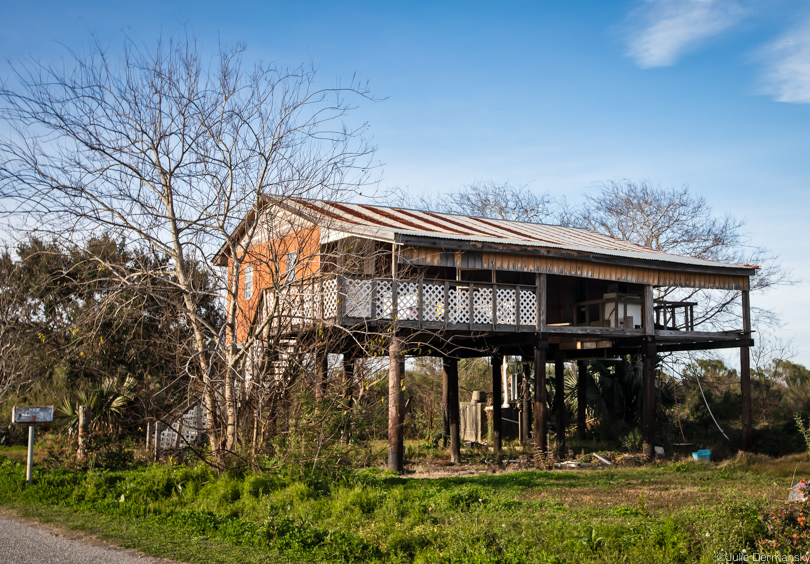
[2,0,808,365]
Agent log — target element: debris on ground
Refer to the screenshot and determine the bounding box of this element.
[788,479,808,502]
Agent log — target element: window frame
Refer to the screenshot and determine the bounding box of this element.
[244,264,253,300]
[285,251,298,283]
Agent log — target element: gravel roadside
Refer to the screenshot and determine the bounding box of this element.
[0,513,184,564]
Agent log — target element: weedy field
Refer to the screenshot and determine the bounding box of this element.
[1,452,809,564]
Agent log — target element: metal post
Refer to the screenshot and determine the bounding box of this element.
[26,425,35,485]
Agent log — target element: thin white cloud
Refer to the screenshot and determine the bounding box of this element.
[759,17,810,103]
[626,0,747,68]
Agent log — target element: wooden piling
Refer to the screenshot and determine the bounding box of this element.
[577,360,587,440]
[491,354,503,455]
[741,289,752,450]
[443,357,461,463]
[521,357,532,444]
[642,338,657,458]
[554,353,566,456]
[533,341,548,462]
[388,334,405,473]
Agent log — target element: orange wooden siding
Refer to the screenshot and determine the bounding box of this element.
[230,226,321,343]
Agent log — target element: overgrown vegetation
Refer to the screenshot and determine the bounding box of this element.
[3,453,810,563]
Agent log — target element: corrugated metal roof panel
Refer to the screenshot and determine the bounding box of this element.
[289,199,754,271]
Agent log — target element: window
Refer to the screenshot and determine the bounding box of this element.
[286,252,298,283]
[244,265,253,300]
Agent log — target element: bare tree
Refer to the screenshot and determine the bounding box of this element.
[399,180,558,224]
[574,179,790,331]
[0,249,36,406]
[0,34,376,461]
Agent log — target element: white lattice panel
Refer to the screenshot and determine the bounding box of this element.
[422,282,445,322]
[282,287,303,321]
[519,289,536,326]
[344,279,372,317]
[302,288,316,320]
[159,405,207,449]
[397,281,419,320]
[496,288,517,325]
[376,280,392,319]
[322,279,338,318]
[473,287,493,324]
[448,288,468,324]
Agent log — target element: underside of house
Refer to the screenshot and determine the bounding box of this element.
[216,197,757,472]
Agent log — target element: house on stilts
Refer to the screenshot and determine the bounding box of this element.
[215,196,756,472]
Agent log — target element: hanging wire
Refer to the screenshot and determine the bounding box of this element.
[687,352,732,442]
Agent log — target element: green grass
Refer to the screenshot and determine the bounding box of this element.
[0,453,807,563]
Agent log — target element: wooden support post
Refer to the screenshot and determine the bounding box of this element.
[741,289,752,451]
[443,357,461,463]
[536,273,547,332]
[577,360,587,440]
[391,244,399,321]
[442,359,450,448]
[153,421,163,463]
[521,357,532,444]
[388,334,405,473]
[644,285,655,337]
[491,353,503,455]
[533,340,548,462]
[77,405,90,459]
[642,338,657,458]
[315,348,328,402]
[554,352,566,457]
[342,354,355,445]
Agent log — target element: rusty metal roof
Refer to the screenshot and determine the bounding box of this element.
[286,198,755,272]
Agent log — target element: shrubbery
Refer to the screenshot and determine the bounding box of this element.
[761,480,810,552]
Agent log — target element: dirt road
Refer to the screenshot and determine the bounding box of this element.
[0,514,182,563]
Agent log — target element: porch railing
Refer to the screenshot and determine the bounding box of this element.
[654,300,696,331]
[260,277,699,334]
[263,276,540,332]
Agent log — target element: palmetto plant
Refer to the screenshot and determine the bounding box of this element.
[57,375,137,433]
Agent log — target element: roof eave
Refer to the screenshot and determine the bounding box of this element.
[394,233,757,278]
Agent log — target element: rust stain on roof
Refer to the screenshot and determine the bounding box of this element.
[420,209,502,239]
[227,197,757,272]
[367,206,468,236]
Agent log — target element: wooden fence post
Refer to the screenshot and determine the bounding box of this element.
[77,405,90,459]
